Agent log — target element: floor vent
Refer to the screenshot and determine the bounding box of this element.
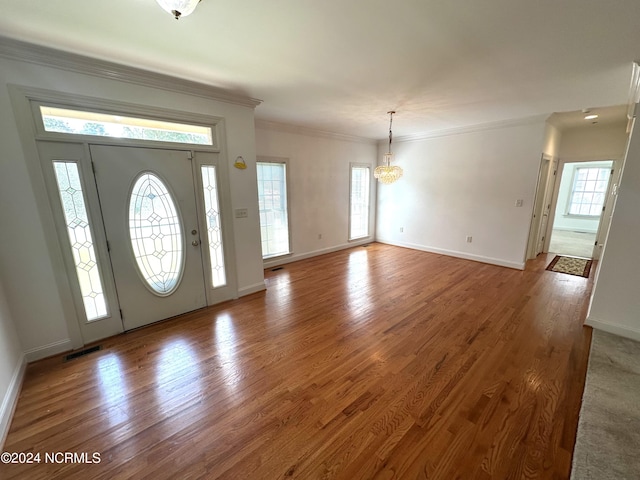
[64,345,102,362]
[271,267,284,271]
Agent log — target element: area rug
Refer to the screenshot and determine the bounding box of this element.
[571,330,640,479]
[546,255,592,278]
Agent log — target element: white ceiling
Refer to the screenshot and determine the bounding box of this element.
[0,0,638,139]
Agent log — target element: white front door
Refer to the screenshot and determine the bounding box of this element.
[91,145,207,330]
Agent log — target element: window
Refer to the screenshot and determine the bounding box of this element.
[568,167,610,216]
[52,161,108,321]
[40,106,213,145]
[128,172,184,295]
[257,161,290,258]
[349,164,371,240]
[201,165,227,287]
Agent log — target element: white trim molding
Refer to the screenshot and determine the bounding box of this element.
[263,239,374,270]
[24,339,73,363]
[0,36,262,109]
[392,114,549,144]
[0,354,26,450]
[376,238,526,270]
[585,317,640,342]
[238,282,267,297]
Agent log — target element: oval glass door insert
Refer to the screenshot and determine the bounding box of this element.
[128,172,184,295]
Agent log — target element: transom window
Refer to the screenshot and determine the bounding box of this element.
[568,167,610,216]
[39,106,213,145]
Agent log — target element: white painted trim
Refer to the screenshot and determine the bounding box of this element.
[263,239,374,270]
[551,226,598,234]
[238,282,267,297]
[0,354,26,450]
[24,339,73,363]
[375,238,525,270]
[391,114,549,143]
[255,119,376,144]
[0,36,262,108]
[585,317,640,342]
[627,62,640,117]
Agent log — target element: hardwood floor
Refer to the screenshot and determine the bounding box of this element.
[0,244,594,479]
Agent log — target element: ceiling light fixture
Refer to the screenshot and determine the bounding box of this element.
[374,111,403,185]
[156,0,201,19]
[584,114,599,120]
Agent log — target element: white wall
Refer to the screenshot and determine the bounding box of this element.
[376,119,547,269]
[255,122,377,267]
[0,278,24,448]
[543,122,562,157]
[559,122,628,160]
[552,161,611,233]
[0,54,264,359]
[587,115,640,340]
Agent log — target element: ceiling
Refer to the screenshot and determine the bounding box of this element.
[0,0,638,139]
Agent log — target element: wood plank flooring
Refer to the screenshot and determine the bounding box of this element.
[0,244,594,479]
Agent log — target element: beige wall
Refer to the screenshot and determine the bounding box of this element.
[587,115,640,340]
[255,123,377,267]
[0,277,23,448]
[376,119,547,269]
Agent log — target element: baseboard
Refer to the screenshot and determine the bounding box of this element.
[375,238,525,270]
[584,317,640,342]
[552,227,598,234]
[238,281,266,297]
[24,338,73,363]
[263,239,373,270]
[0,353,26,450]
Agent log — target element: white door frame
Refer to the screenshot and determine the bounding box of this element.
[9,85,237,347]
[527,154,556,260]
[543,157,620,256]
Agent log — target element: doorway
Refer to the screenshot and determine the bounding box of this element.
[547,160,614,259]
[91,145,209,330]
[37,140,236,343]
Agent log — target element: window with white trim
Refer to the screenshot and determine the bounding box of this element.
[52,161,108,321]
[257,161,290,258]
[39,106,213,145]
[349,164,371,240]
[568,167,610,216]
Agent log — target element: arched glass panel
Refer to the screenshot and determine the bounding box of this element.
[128,172,183,295]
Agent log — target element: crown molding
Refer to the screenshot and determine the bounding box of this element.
[0,36,262,109]
[255,119,376,144]
[391,114,550,143]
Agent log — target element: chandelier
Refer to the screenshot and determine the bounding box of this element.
[156,0,201,19]
[374,111,403,184]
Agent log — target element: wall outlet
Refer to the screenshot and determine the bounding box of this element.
[466,236,472,243]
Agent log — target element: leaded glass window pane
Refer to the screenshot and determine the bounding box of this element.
[52,161,108,321]
[200,166,227,288]
[129,173,184,295]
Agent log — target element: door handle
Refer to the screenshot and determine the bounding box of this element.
[192,240,200,246]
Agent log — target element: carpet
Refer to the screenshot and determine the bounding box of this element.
[571,330,640,479]
[546,255,592,278]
